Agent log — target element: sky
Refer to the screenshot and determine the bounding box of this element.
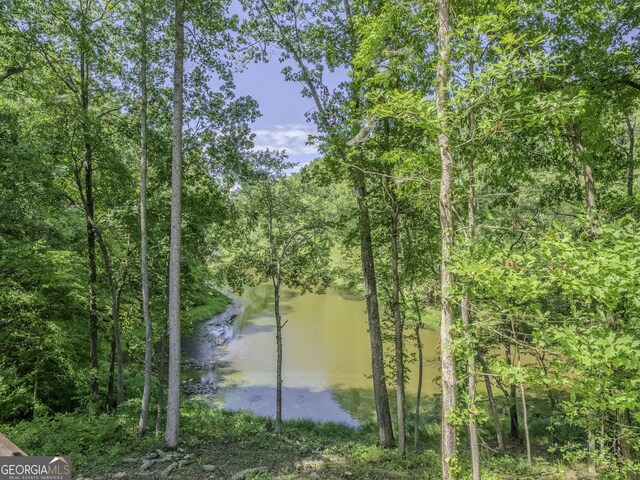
[233,59,320,170]
[227,0,347,171]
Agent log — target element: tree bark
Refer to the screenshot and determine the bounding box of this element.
[568,122,597,234]
[156,325,167,435]
[165,0,185,449]
[519,380,532,468]
[138,0,152,437]
[87,227,126,408]
[462,298,481,478]
[618,409,638,480]
[274,280,283,431]
[436,0,457,475]
[588,412,597,475]
[504,340,519,440]
[462,56,481,480]
[80,45,99,411]
[0,65,27,84]
[412,294,424,450]
[478,353,504,450]
[353,169,395,448]
[254,0,393,448]
[107,334,116,412]
[388,183,406,456]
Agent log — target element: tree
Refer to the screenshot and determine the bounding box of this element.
[434,0,457,475]
[219,153,332,431]
[137,0,152,437]
[165,0,185,449]
[239,0,395,446]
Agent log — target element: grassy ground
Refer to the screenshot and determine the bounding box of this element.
[184,287,232,333]
[1,399,586,480]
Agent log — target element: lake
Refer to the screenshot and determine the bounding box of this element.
[183,283,440,426]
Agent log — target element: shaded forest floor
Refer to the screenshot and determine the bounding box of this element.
[1,399,591,479]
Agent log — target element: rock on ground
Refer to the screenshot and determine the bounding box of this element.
[232,466,268,479]
[160,462,178,478]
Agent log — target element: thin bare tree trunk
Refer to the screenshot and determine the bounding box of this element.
[588,410,597,476]
[462,56,481,480]
[412,294,424,450]
[107,335,116,412]
[274,280,283,431]
[504,340,519,440]
[388,184,406,456]
[519,380,532,468]
[478,353,504,450]
[165,0,184,449]
[138,0,152,437]
[255,0,394,448]
[80,44,99,411]
[618,409,638,480]
[462,299,480,477]
[93,231,125,407]
[436,0,457,475]
[0,65,26,84]
[568,122,597,234]
[156,325,167,435]
[353,169,395,449]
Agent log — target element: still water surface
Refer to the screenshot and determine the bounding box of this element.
[185,284,440,426]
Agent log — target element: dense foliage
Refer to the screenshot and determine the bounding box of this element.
[1,0,639,478]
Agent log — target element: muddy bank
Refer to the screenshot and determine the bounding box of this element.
[181,298,244,395]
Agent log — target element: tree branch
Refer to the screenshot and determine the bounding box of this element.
[0,65,27,84]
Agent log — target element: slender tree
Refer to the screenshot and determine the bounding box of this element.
[165,0,185,448]
[384,179,406,456]
[435,0,457,475]
[461,56,480,480]
[138,0,152,436]
[239,0,395,447]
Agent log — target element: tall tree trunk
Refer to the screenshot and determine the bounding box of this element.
[588,411,597,476]
[618,409,638,480]
[462,300,480,477]
[504,340,519,439]
[568,122,597,234]
[478,353,505,450]
[165,0,185,449]
[436,0,457,475]
[412,294,424,450]
[388,184,406,456]
[274,280,283,432]
[256,0,394,449]
[93,231,125,407]
[138,0,152,437]
[156,325,167,435]
[81,47,99,411]
[107,335,116,412]
[519,380,532,468]
[353,169,394,448]
[627,117,635,197]
[462,56,481,480]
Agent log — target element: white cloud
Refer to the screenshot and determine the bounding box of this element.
[253,123,318,156]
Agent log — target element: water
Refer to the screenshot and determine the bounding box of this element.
[182,284,440,426]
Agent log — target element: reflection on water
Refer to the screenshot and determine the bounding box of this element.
[197,284,440,425]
